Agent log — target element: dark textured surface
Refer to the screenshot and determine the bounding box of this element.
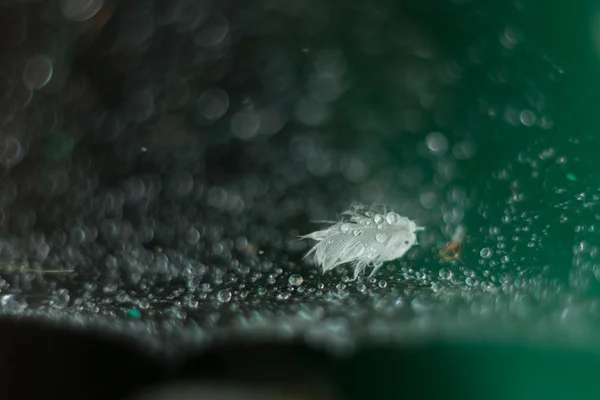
[3,317,600,400]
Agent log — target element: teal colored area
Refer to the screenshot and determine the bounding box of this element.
[341,3,600,397]
[339,343,600,400]
[127,309,142,319]
[335,0,600,291]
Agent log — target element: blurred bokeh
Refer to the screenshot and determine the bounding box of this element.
[1,0,600,398]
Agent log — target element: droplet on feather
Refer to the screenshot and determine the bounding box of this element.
[301,205,423,279]
[386,212,401,225]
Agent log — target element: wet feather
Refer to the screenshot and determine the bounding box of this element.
[302,205,423,279]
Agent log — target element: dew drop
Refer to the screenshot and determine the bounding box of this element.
[288,274,304,286]
[480,247,492,259]
[439,268,453,280]
[217,289,232,303]
[23,55,53,90]
[276,292,290,301]
[59,0,103,22]
[465,277,478,287]
[386,212,401,225]
[0,294,27,313]
[340,223,352,233]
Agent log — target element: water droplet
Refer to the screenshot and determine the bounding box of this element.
[231,110,260,140]
[124,90,154,123]
[378,280,387,288]
[276,292,290,301]
[426,132,448,155]
[374,214,384,224]
[439,268,453,280]
[294,97,332,127]
[217,289,232,303]
[480,247,492,259]
[102,283,117,293]
[193,13,230,47]
[197,87,229,120]
[288,274,303,286]
[23,54,53,90]
[186,228,200,245]
[52,288,70,309]
[1,294,27,313]
[59,0,103,22]
[340,223,352,233]
[519,110,536,126]
[386,212,401,225]
[465,277,478,287]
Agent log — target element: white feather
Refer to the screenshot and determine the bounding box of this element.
[302,205,423,279]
